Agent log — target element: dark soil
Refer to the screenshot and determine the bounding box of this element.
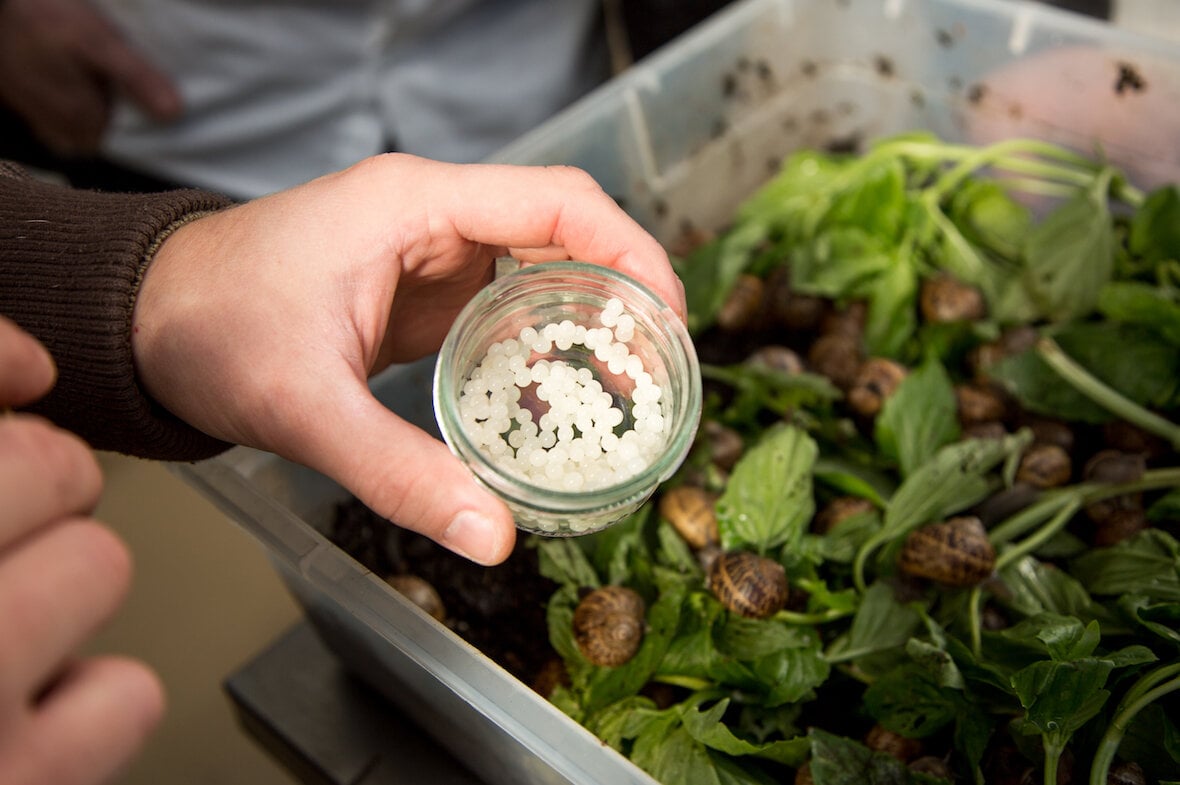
[329,498,558,687]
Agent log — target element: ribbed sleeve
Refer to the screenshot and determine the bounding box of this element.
[0,165,237,461]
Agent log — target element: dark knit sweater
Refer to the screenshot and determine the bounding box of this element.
[0,162,236,460]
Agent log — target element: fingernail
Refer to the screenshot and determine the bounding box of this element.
[442,511,501,565]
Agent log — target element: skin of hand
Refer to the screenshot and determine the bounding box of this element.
[0,0,181,155]
[133,154,687,566]
[0,316,165,785]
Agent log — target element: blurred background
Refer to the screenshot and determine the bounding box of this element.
[2,1,1178,784]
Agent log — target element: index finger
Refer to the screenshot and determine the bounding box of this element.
[429,161,688,321]
[0,316,56,406]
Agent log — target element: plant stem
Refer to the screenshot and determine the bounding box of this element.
[1043,738,1065,785]
[994,498,1082,572]
[1036,337,1180,450]
[773,607,852,626]
[987,491,1077,545]
[652,674,713,691]
[1090,665,1180,785]
[968,586,984,660]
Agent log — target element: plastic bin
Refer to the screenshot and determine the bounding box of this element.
[172,2,1180,784]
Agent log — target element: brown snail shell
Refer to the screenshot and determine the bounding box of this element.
[847,357,908,418]
[702,420,744,472]
[716,273,766,332]
[919,273,986,323]
[1016,443,1073,488]
[385,574,447,622]
[908,756,954,780]
[864,723,923,763]
[1093,507,1149,547]
[572,586,646,668]
[1108,761,1148,785]
[745,345,805,376]
[1084,450,1147,525]
[658,485,719,549]
[765,266,826,331]
[960,421,1008,441]
[807,332,863,390]
[813,496,876,534]
[955,382,1008,425]
[708,551,789,619]
[820,300,867,339]
[897,516,996,588]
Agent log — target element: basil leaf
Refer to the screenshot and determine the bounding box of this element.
[1070,529,1180,602]
[716,424,818,553]
[682,699,810,767]
[1023,168,1117,322]
[1011,658,1114,740]
[874,356,960,477]
[861,246,919,358]
[1129,185,1180,263]
[947,179,1032,264]
[864,664,961,738]
[996,556,1096,620]
[536,538,600,589]
[1118,595,1180,647]
[1098,282,1180,345]
[881,431,1032,539]
[837,582,923,675]
[807,728,933,785]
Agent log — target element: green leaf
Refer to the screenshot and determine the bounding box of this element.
[821,156,908,241]
[813,458,895,507]
[807,727,928,785]
[1098,282,1180,345]
[988,323,1180,422]
[716,424,818,553]
[947,178,1032,264]
[1118,595,1180,646]
[1130,185,1180,263]
[1022,168,1117,321]
[836,582,923,674]
[682,699,810,766]
[536,538,601,589]
[881,431,1032,540]
[1011,658,1113,741]
[864,664,961,738]
[678,219,771,335]
[874,356,960,477]
[996,556,1096,620]
[861,246,919,358]
[1148,489,1180,523]
[1070,529,1180,602]
[792,227,896,298]
[1000,613,1099,661]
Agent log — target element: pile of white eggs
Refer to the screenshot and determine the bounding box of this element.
[457,297,670,495]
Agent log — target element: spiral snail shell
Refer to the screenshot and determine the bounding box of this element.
[897,516,995,587]
[572,586,646,668]
[659,485,719,549]
[708,550,789,619]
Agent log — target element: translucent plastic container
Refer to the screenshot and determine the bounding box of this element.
[172,2,1180,784]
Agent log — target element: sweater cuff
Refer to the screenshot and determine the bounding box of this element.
[0,172,237,461]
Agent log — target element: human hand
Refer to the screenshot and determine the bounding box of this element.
[0,316,165,785]
[133,154,687,565]
[0,0,181,155]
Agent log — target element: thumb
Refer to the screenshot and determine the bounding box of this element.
[299,387,517,566]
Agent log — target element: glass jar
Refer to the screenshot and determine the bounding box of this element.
[434,261,701,537]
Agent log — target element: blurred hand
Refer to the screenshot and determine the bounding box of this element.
[0,0,181,155]
[0,316,164,785]
[133,154,687,565]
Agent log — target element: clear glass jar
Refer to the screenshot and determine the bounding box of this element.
[434,261,701,537]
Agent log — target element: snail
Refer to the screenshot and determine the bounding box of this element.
[716,273,766,332]
[702,420,744,472]
[908,756,954,780]
[658,485,719,549]
[1083,450,1147,526]
[960,421,1008,442]
[807,332,863,390]
[969,325,1039,378]
[955,382,1008,426]
[745,345,805,376]
[1103,420,1170,461]
[813,495,875,534]
[1108,761,1147,785]
[385,574,447,622]
[897,516,996,587]
[708,550,789,619]
[793,763,815,785]
[1023,416,1076,453]
[919,273,986,323]
[820,300,867,339]
[1093,507,1148,547]
[1015,443,1072,488]
[572,586,646,668]
[864,723,923,763]
[847,357,908,418]
[765,265,826,331]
